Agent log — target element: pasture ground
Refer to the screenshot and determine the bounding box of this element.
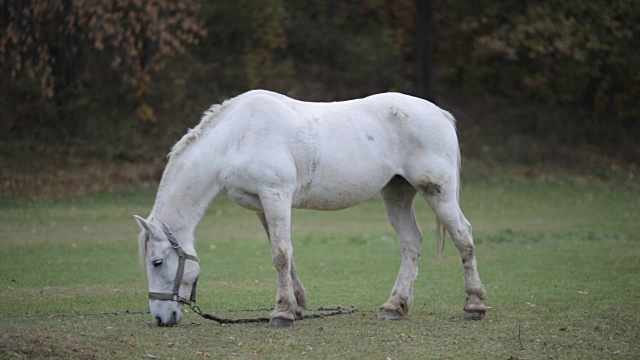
[1,175,639,359]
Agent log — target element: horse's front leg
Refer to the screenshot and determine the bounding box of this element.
[260,190,299,328]
[256,211,307,319]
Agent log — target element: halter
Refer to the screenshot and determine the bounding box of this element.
[147,223,200,305]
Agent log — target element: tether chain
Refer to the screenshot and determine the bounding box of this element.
[1,306,358,324]
[189,304,357,324]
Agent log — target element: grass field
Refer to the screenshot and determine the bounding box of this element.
[1,176,639,359]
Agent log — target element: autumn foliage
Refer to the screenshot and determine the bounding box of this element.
[454,0,640,119]
[1,0,206,123]
[1,0,638,155]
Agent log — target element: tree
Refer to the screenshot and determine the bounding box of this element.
[450,0,640,119]
[0,0,207,129]
[413,0,436,102]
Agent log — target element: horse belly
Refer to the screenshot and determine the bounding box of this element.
[292,159,396,211]
[293,184,387,210]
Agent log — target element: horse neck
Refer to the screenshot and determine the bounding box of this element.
[150,151,222,247]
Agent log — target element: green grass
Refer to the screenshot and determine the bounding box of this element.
[1,178,639,359]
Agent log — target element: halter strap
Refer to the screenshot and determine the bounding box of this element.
[148,222,199,305]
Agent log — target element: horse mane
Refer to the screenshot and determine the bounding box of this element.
[168,100,229,159]
[140,101,231,268]
[138,230,149,269]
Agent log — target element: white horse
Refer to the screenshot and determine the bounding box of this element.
[134,90,487,327]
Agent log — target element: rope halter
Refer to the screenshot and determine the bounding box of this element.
[147,222,200,305]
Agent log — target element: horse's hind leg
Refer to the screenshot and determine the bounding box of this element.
[419,183,487,320]
[378,176,423,320]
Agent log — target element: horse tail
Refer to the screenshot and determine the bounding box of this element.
[440,109,461,197]
[436,218,446,257]
[435,109,461,257]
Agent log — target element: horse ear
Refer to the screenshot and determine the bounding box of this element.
[134,215,153,233]
[134,215,165,241]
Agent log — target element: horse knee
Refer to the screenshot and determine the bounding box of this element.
[452,218,472,239]
[450,220,475,254]
[455,242,476,262]
[272,246,291,271]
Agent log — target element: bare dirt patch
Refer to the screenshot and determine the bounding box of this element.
[0,333,80,359]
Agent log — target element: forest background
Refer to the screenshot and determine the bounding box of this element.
[1,0,638,198]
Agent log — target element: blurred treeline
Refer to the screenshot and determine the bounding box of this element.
[1,0,638,160]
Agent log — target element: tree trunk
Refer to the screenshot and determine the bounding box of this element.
[413,0,436,103]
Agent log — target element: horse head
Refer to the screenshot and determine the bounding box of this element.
[134,215,200,326]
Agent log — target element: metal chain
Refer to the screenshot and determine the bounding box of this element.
[189,304,357,324]
[1,306,358,323]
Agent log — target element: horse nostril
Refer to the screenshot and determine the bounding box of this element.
[172,311,177,324]
[155,316,163,327]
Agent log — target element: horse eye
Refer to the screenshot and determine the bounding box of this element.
[152,259,163,268]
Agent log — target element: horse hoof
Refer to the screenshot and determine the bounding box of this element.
[463,309,486,321]
[269,317,294,328]
[378,308,403,320]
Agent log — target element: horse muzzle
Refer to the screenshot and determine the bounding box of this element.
[150,300,184,326]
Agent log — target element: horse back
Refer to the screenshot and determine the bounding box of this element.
[220,91,459,210]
